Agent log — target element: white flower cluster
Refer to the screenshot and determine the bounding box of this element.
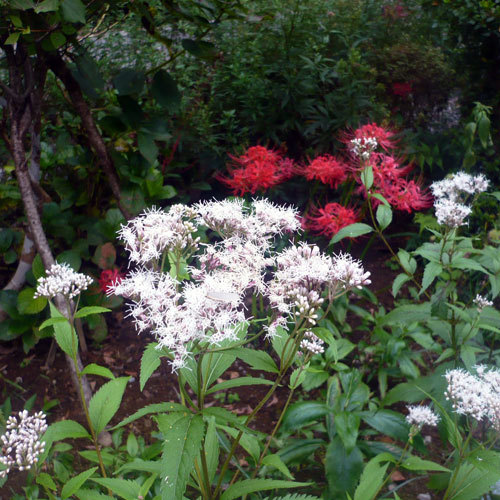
[196,198,300,243]
[34,263,93,299]
[445,365,500,430]
[118,205,200,265]
[267,244,370,333]
[350,137,378,160]
[112,200,370,370]
[474,294,493,310]
[431,172,489,228]
[406,405,439,429]
[0,411,47,478]
[300,331,325,355]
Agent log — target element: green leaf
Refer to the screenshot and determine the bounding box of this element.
[138,132,158,164]
[140,342,162,391]
[42,419,90,449]
[371,193,390,207]
[331,223,373,244]
[32,254,45,279]
[126,433,139,457]
[161,414,205,500]
[421,261,442,293]
[74,306,111,319]
[379,303,431,326]
[468,449,500,474]
[221,480,310,500]
[206,376,273,394]
[221,425,260,462]
[289,367,307,389]
[61,467,97,500]
[361,166,374,190]
[233,347,279,373]
[477,115,491,149]
[113,69,145,95]
[17,287,47,314]
[60,0,86,24]
[157,184,177,199]
[10,0,35,10]
[35,0,60,13]
[5,33,21,46]
[204,416,219,484]
[353,454,391,500]
[202,351,237,389]
[448,463,500,500]
[282,402,329,431]
[81,363,115,379]
[376,204,392,230]
[89,377,129,434]
[262,454,294,479]
[392,273,410,297]
[49,303,77,357]
[36,472,57,491]
[116,458,162,475]
[400,455,449,472]
[181,39,218,60]
[112,403,182,430]
[50,31,66,49]
[335,412,360,453]
[56,250,81,271]
[91,478,141,500]
[152,70,181,110]
[325,438,363,498]
[362,410,409,443]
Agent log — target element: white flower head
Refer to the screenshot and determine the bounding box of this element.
[331,252,371,289]
[434,199,471,228]
[406,405,439,429]
[300,330,325,355]
[0,411,47,478]
[474,294,493,311]
[34,263,92,299]
[445,366,500,430]
[350,137,378,160]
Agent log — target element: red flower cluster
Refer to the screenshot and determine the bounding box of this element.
[305,203,359,237]
[303,155,348,188]
[98,268,124,294]
[382,178,433,213]
[348,123,397,152]
[218,146,295,196]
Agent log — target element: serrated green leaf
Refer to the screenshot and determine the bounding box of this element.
[204,416,219,484]
[32,254,45,279]
[89,377,129,434]
[207,376,273,394]
[331,223,373,244]
[400,455,449,472]
[81,363,115,379]
[112,402,182,430]
[74,306,111,319]
[91,478,141,500]
[221,480,311,500]
[161,414,205,500]
[282,402,329,431]
[40,316,68,330]
[392,273,410,297]
[353,454,391,500]
[233,347,279,373]
[262,453,294,479]
[36,472,57,490]
[140,342,162,391]
[61,467,97,500]
[325,438,363,498]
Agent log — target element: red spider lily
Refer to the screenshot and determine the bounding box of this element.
[380,178,433,213]
[392,82,412,98]
[217,146,295,196]
[98,268,124,294]
[342,123,397,152]
[302,155,349,188]
[305,203,359,238]
[370,153,412,184]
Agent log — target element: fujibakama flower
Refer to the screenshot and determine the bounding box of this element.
[331,252,371,289]
[445,366,500,430]
[304,203,359,238]
[474,294,493,310]
[217,146,295,195]
[300,330,325,355]
[406,405,439,429]
[434,199,471,228]
[98,268,124,294]
[0,410,47,478]
[431,172,489,204]
[302,155,349,188]
[118,205,199,265]
[34,263,93,300]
